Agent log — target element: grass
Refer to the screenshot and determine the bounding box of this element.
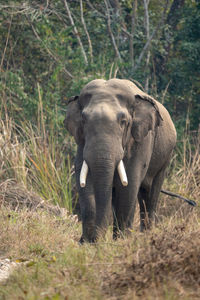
[0,109,76,213]
[0,109,200,299]
[0,206,199,299]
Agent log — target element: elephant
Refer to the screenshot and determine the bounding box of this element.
[64,79,176,243]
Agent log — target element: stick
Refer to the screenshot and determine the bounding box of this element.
[161,189,197,207]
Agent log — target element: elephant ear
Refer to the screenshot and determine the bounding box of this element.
[64,96,83,144]
[131,95,163,142]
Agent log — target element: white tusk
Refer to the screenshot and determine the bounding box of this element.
[80,160,88,188]
[117,160,128,186]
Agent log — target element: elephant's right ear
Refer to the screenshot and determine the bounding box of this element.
[64,96,83,144]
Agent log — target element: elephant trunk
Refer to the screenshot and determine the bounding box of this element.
[89,157,115,233]
[79,156,128,239]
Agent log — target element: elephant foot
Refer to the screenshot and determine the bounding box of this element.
[113,227,132,240]
[79,236,85,245]
[79,235,97,244]
[140,218,153,232]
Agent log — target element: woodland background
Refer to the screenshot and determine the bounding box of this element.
[0,0,199,133]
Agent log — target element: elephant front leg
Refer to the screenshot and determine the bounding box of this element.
[75,155,96,243]
[77,177,96,243]
[78,191,96,243]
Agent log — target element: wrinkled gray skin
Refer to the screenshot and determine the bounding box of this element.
[64,79,176,243]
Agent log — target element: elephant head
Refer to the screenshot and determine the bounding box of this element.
[64,79,163,242]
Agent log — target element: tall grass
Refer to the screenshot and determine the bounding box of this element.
[0,102,76,212]
[168,130,200,199]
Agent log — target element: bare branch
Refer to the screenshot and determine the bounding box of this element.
[86,0,106,19]
[129,0,137,67]
[104,0,122,62]
[80,0,93,63]
[143,0,150,42]
[0,15,13,71]
[109,62,119,79]
[63,0,88,65]
[134,0,169,72]
[143,0,150,92]
[86,0,132,39]
[161,80,171,104]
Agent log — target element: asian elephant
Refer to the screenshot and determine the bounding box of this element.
[64,79,176,243]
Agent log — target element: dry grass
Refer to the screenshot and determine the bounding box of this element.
[104,214,200,299]
[0,113,76,212]
[0,112,199,299]
[0,204,199,300]
[170,132,200,200]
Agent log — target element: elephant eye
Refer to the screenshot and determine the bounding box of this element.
[118,112,127,127]
[120,119,127,126]
[81,111,87,124]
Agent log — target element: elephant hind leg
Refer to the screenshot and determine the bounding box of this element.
[139,166,167,231]
[138,187,151,231]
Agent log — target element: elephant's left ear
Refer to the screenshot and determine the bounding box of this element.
[135,93,163,122]
[131,95,163,142]
[62,95,79,105]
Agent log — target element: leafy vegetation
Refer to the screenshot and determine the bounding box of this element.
[0,0,199,133]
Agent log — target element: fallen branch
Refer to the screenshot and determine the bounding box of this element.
[161,189,197,207]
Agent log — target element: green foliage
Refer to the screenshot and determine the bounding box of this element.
[0,0,199,133]
[153,0,200,134]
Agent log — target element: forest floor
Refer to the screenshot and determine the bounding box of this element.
[0,183,199,300]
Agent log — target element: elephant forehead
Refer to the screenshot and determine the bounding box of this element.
[84,103,118,121]
[80,86,135,110]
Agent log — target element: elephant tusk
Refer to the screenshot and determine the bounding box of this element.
[117,160,128,186]
[80,160,88,188]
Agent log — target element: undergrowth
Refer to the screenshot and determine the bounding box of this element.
[0,108,76,212]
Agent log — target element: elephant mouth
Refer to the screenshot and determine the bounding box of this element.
[80,160,128,188]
